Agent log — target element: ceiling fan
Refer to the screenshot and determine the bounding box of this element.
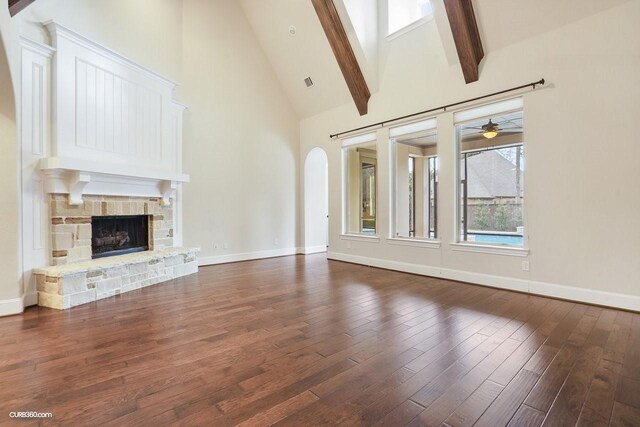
[467,119,523,139]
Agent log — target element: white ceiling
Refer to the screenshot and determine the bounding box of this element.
[473,0,632,53]
[239,0,353,118]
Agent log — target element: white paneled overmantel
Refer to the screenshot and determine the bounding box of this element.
[40,21,190,204]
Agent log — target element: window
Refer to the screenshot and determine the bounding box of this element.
[343,133,378,235]
[391,119,438,239]
[456,105,525,247]
[388,0,433,35]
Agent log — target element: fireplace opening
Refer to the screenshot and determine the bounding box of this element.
[91,215,150,259]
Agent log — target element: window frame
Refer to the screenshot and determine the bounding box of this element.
[388,117,440,245]
[453,101,529,255]
[341,132,380,238]
[386,0,434,40]
[358,149,378,234]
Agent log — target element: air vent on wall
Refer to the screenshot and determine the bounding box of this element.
[304,77,314,88]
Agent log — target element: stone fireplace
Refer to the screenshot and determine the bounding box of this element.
[49,194,174,265]
[21,22,198,311]
[35,193,198,310]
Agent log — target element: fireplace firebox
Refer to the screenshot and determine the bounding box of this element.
[91,215,150,259]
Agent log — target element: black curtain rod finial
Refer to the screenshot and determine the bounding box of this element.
[330,78,546,140]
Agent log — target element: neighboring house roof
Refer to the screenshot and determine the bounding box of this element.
[466,150,523,198]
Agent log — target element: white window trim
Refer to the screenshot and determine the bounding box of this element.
[389,117,439,243]
[454,98,524,123]
[450,242,529,257]
[341,132,380,237]
[389,118,437,138]
[454,100,527,251]
[340,234,381,243]
[386,14,434,41]
[387,237,441,249]
[341,131,377,147]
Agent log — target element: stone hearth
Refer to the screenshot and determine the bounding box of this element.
[36,247,198,310]
[37,193,199,310]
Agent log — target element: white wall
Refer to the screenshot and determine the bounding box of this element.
[180,0,300,264]
[0,9,21,309]
[300,2,640,310]
[304,148,328,252]
[16,0,183,81]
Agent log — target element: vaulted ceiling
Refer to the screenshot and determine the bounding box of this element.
[240,0,353,118]
[10,0,631,118]
[241,0,632,119]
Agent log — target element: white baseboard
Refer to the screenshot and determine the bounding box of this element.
[0,297,24,317]
[199,247,300,267]
[0,292,38,317]
[327,251,640,312]
[23,292,38,307]
[300,245,328,255]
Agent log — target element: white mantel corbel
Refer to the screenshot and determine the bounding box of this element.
[160,181,178,206]
[68,171,91,205]
[40,157,189,207]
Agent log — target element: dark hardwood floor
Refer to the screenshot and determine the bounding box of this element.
[1,254,639,426]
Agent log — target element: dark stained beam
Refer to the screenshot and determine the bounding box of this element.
[443,0,484,83]
[9,0,36,16]
[311,0,370,116]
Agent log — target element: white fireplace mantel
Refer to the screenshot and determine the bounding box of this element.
[34,21,191,208]
[40,157,190,206]
[12,22,195,316]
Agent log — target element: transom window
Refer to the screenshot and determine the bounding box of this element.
[388,0,433,35]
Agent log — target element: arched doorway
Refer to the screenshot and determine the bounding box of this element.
[304,147,328,253]
[0,23,24,314]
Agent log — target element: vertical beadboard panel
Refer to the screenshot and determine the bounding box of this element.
[74,59,163,162]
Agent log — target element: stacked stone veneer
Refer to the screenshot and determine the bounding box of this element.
[50,194,174,265]
[36,247,199,310]
[38,194,198,310]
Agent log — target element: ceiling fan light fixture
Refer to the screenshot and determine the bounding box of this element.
[481,119,499,139]
[483,129,498,139]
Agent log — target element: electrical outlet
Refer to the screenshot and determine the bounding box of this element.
[213,243,219,249]
[522,260,530,271]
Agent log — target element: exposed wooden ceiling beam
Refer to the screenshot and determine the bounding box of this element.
[9,0,36,16]
[311,0,371,116]
[443,0,484,84]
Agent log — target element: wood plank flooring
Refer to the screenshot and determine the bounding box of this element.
[0,254,638,426]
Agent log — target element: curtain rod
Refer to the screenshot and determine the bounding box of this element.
[330,78,546,139]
